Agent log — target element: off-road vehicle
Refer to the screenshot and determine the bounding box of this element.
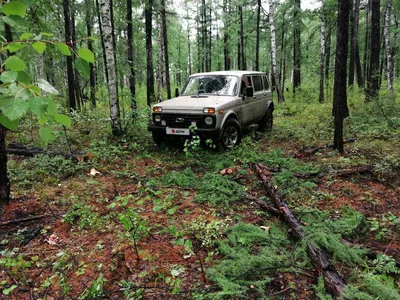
[148,71,274,149]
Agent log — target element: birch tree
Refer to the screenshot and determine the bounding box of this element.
[384,0,394,98]
[267,0,284,102]
[319,6,325,103]
[145,0,155,107]
[127,0,136,112]
[99,0,123,136]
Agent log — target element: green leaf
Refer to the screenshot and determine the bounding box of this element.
[0,71,18,83]
[54,114,71,128]
[0,98,29,120]
[20,32,34,39]
[2,16,27,31]
[47,99,58,116]
[8,43,26,53]
[5,56,26,71]
[37,79,59,95]
[29,97,48,116]
[2,1,26,17]
[39,32,53,37]
[16,71,31,85]
[0,113,19,130]
[75,58,89,79]
[2,284,18,295]
[77,48,94,63]
[32,41,46,54]
[29,85,41,96]
[39,126,55,144]
[55,43,71,56]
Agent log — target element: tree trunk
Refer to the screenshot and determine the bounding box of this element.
[319,8,325,103]
[384,0,394,98]
[333,0,350,153]
[363,0,371,86]
[63,0,76,111]
[99,0,123,136]
[239,5,246,70]
[279,9,286,95]
[95,0,109,86]
[365,0,380,102]
[157,16,163,101]
[268,0,284,102]
[145,0,155,107]
[255,0,261,71]
[86,0,96,109]
[127,0,136,112]
[324,23,332,81]
[223,0,230,70]
[293,0,301,92]
[71,2,82,109]
[161,0,171,99]
[187,10,192,75]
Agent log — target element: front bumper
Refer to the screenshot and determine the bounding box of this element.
[148,124,219,138]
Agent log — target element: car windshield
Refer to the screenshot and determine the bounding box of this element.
[180,75,238,96]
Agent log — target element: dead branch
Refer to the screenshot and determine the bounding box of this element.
[0,214,49,226]
[252,163,346,297]
[330,165,374,177]
[295,138,356,158]
[243,194,280,215]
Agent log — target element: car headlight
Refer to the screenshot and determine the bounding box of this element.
[153,106,163,112]
[154,115,161,122]
[205,116,213,125]
[203,107,215,114]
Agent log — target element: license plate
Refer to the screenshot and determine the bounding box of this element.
[166,127,190,135]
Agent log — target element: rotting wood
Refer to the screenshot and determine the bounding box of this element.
[0,215,49,226]
[243,194,280,215]
[331,165,374,177]
[252,163,346,297]
[295,138,356,158]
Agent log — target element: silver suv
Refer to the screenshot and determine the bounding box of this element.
[148,71,274,149]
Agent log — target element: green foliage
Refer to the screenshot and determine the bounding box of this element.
[79,274,106,299]
[367,213,400,241]
[183,216,229,247]
[64,202,102,230]
[119,280,144,299]
[313,276,334,300]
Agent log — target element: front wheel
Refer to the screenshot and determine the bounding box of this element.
[152,131,166,146]
[258,108,273,132]
[218,119,242,149]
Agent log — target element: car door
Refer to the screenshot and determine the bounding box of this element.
[238,75,258,125]
[251,75,267,121]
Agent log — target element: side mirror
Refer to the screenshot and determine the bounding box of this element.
[175,88,180,97]
[245,86,254,97]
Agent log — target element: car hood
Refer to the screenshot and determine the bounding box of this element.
[156,95,236,112]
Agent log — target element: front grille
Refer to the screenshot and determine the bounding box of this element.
[155,113,215,129]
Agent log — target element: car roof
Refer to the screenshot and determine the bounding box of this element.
[189,70,266,77]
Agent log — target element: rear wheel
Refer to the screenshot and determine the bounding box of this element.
[218,119,242,149]
[258,108,273,132]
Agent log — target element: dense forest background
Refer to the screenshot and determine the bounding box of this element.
[0,0,400,299]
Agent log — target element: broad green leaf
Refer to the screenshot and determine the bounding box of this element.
[20,32,34,39]
[2,284,18,295]
[75,58,89,79]
[29,85,41,96]
[29,97,48,116]
[39,126,55,144]
[0,71,18,83]
[55,114,72,128]
[8,43,26,53]
[0,98,29,120]
[9,84,31,99]
[37,79,59,95]
[5,56,26,71]
[0,113,18,130]
[16,71,31,84]
[2,1,26,17]
[77,48,94,63]
[47,99,58,116]
[2,16,28,31]
[55,43,71,56]
[32,41,46,54]
[40,32,53,37]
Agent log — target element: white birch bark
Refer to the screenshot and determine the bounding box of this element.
[384,0,394,98]
[99,0,123,136]
[157,17,163,102]
[268,0,284,102]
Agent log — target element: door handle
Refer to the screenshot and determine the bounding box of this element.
[253,96,256,99]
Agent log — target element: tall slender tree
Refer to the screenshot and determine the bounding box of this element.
[86,0,96,108]
[99,0,123,136]
[384,0,394,98]
[333,0,350,153]
[63,0,76,111]
[365,0,380,101]
[127,0,136,112]
[293,0,301,92]
[161,0,171,99]
[145,0,155,107]
[95,0,109,86]
[319,6,325,102]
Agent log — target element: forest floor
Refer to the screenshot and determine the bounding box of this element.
[0,94,400,299]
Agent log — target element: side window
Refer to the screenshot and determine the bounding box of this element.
[252,76,263,92]
[241,76,252,94]
[262,75,270,90]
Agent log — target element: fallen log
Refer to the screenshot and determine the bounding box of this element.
[295,138,356,158]
[3,143,85,162]
[0,214,49,226]
[331,165,374,177]
[252,163,346,297]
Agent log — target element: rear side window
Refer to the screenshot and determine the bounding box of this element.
[262,75,270,90]
[252,76,263,92]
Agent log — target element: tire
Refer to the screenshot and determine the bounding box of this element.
[152,131,166,146]
[258,108,273,132]
[218,119,242,149]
